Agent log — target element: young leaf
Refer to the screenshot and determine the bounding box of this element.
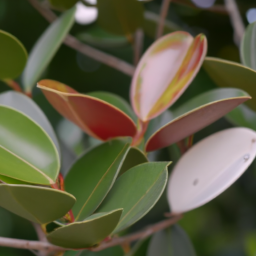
[97,162,169,233]
[203,57,256,111]
[241,21,256,69]
[145,88,250,152]
[49,0,79,10]
[168,128,256,214]
[38,79,137,140]
[0,30,27,80]
[0,184,75,224]
[65,139,130,221]
[22,7,76,93]
[147,225,196,256]
[0,106,60,185]
[97,0,144,35]
[0,91,60,153]
[47,209,123,248]
[131,32,207,122]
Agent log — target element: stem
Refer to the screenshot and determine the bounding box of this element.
[27,0,135,76]
[156,0,171,39]
[2,79,23,93]
[133,29,144,66]
[132,120,149,146]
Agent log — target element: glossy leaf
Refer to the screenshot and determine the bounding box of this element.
[97,0,144,35]
[47,209,123,248]
[203,57,256,111]
[76,25,128,49]
[168,128,256,214]
[49,0,78,10]
[97,162,169,233]
[22,8,75,93]
[65,139,130,221]
[0,91,60,153]
[0,106,59,185]
[241,21,256,69]
[0,184,75,224]
[126,238,151,256]
[0,30,27,80]
[119,147,148,176]
[147,225,196,256]
[131,32,207,121]
[145,88,250,152]
[38,79,137,140]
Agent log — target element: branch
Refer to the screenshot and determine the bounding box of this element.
[224,0,245,46]
[133,28,144,65]
[0,215,182,252]
[27,0,135,76]
[156,0,171,39]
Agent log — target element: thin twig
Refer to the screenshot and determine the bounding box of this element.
[0,215,182,252]
[133,28,144,65]
[156,0,171,39]
[224,0,245,46]
[32,223,47,242]
[27,0,135,76]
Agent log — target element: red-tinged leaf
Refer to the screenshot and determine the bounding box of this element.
[38,80,137,141]
[131,31,207,122]
[145,88,250,152]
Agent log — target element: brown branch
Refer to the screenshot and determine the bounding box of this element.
[133,28,144,65]
[0,215,182,253]
[27,0,135,76]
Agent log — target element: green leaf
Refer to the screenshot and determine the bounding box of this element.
[241,21,256,69]
[125,237,151,256]
[147,225,196,256]
[76,25,128,49]
[97,162,169,233]
[64,246,123,256]
[145,88,250,152]
[22,7,75,93]
[49,0,79,10]
[245,232,256,256]
[0,91,60,153]
[88,91,137,123]
[119,147,148,176]
[47,209,123,248]
[0,106,60,185]
[0,30,27,80]
[203,57,256,111]
[0,184,75,224]
[97,0,144,35]
[65,139,130,221]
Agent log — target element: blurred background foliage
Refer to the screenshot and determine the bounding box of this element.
[1,0,256,255]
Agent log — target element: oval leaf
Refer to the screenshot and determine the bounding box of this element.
[147,225,196,256]
[97,162,169,233]
[0,30,27,80]
[0,106,60,185]
[22,7,75,93]
[0,184,75,224]
[168,127,256,214]
[47,209,123,248]
[0,91,60,153]
[38,79,137,140]
[131,31,207,121]
[191,0,216,8]
[65,139,130,221]
[145,88,250,152]
[203,57,256,111]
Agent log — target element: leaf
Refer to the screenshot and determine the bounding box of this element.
[191,0,216,8]
[0,106,60,185]
[119,147,148,176]
[131,32,207,122]
[203,57,256,111]
[76,24,128,49]
[97,0,144,35]
[97,162,169,233]
[49,0,79,10]
[0,30,27,80]
[225,104,256,130]
[38,79,137,140]
[0,184,75,224]
[0,91,60,153]
[245,232,256,256]
[168,127,256,214]
[147,225,196,256]
[47,209,123,248]
[65,139,130,221]
[125,237,151,256]
[241,21,256,69]
[145,88,251,152]
[64,246,123,256]
[22,7,75,93]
